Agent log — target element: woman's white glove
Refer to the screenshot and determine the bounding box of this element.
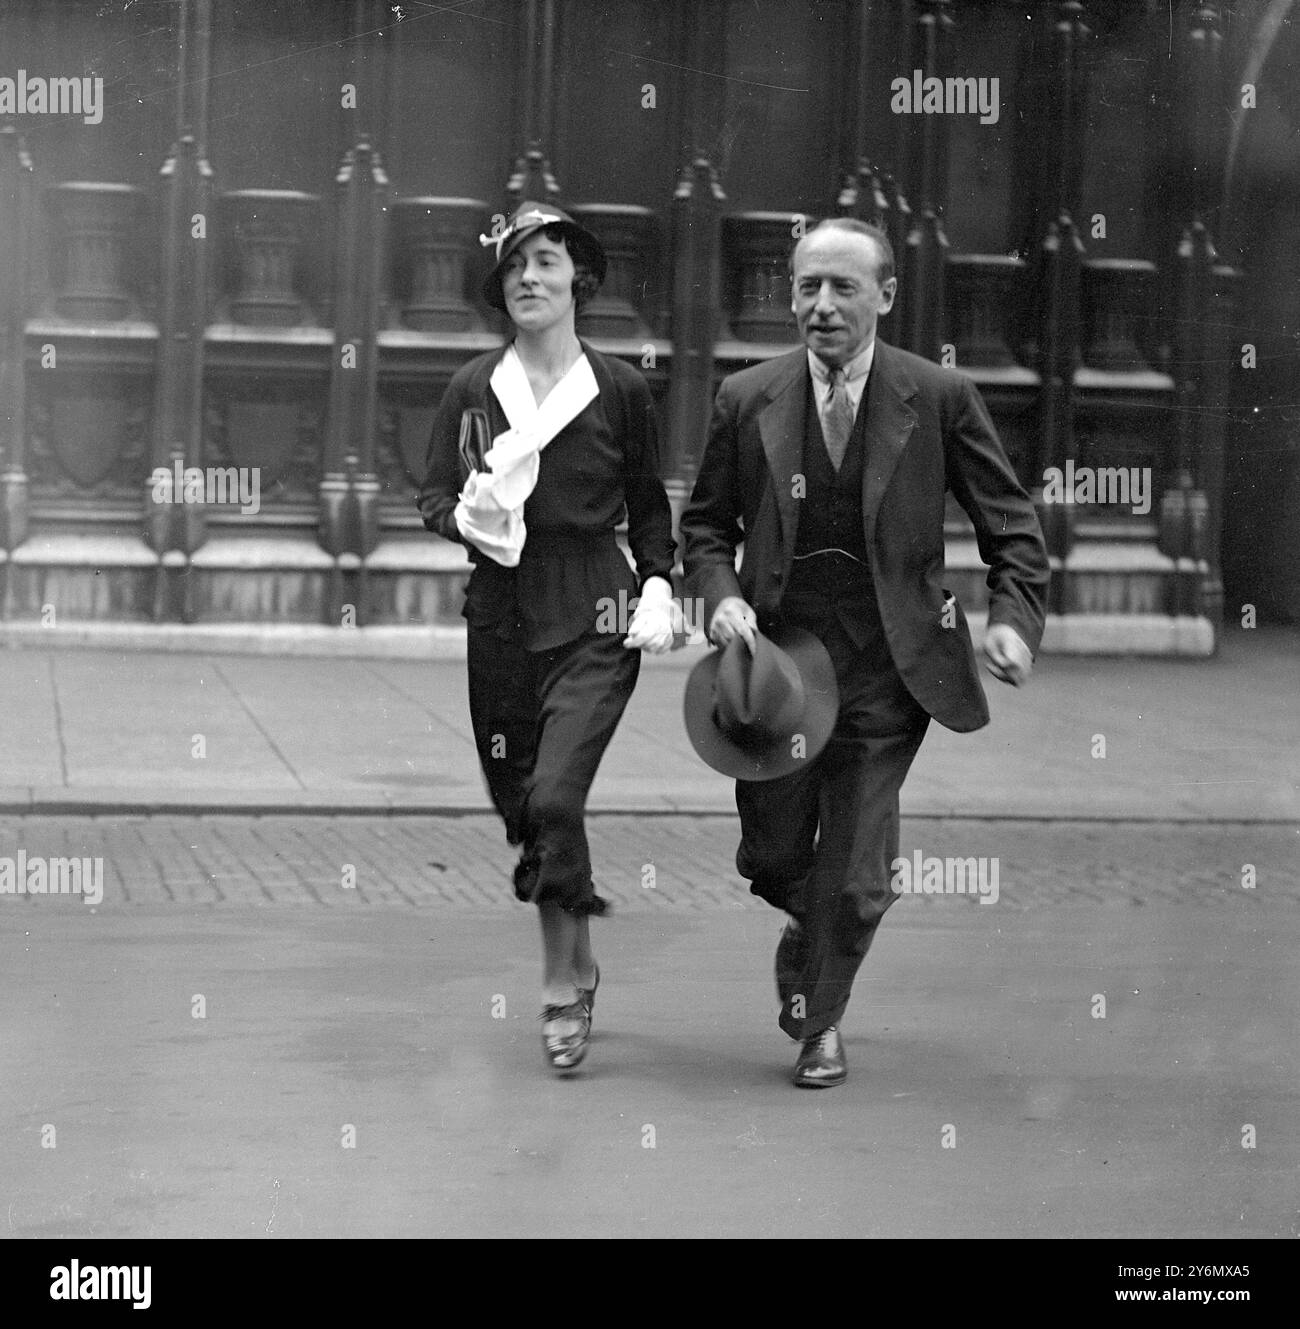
[623,575,675,654]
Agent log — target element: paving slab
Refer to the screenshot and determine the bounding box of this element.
[0,652,63,787]
[0,628,1295,820]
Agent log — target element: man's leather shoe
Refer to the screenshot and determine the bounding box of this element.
[793,1025,846,1088]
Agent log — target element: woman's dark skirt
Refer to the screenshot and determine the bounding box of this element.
[467,620,640,914]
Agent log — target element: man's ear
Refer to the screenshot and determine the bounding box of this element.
[879,277,898,315]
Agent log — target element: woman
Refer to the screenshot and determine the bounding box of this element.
[417,203,677,1072]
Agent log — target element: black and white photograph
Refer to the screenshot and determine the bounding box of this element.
[0,0,1295,1285]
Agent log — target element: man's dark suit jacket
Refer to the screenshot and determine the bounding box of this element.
[680,340,1050,734]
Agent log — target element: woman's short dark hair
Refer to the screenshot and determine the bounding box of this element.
[541,224,602,311]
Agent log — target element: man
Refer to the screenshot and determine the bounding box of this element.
[680,218,1049,1087]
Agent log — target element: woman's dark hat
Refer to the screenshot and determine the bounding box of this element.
[478,202,607,312]
[683,624,839,782]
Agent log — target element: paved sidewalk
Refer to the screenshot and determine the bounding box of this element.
[0,626,1295,821]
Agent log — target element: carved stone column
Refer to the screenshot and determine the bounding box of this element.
[46,183,144,321]
[147,0,214,622]
[897,0,954,361]
[724,212,806,345]
[570,203,656,339]
[879,169,913,302]
[392,197,486,332]
[223,189,319,327]
[319,1,391,626]
[665,156,725,483]
[833,2,880,221]
[838,158,892,226]
[1159,1,1228,629]
[664,0,729,486]
[0,126,34,562]
[320,142,387,624]
[506,0,562,205]
[1081,259,1155,371]
[1029,1,1091,599]
[947,256,1024,368]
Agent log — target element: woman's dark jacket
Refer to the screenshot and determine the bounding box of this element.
[417,341,677,651]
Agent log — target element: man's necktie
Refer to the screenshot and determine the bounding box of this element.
[821,367,855,470]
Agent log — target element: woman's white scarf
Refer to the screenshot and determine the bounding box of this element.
[453,346,599,566]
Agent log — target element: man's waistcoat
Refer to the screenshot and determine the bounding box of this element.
[782,373,887,655]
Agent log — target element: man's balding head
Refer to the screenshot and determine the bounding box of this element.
[791,219,894,286]
[790,220,897,367]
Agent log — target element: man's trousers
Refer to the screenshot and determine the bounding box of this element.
[735,619,930,1039]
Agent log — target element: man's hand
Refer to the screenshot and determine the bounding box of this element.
[709,596,757,651]
[982,623,1034,687]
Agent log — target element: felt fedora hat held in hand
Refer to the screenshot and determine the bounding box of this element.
[479,202,607,312]
[683,624,839,782]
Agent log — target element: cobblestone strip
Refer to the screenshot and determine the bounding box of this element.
[0,816,1292,910]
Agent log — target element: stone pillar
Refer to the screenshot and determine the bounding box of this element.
[896,0,954,361]
[663,0,728,486]
[837,159,890,225]
[392,197,486,332]
[46,183,144,321]
[724,212,809,345]
[223,189,319,327]
[0,126,34,563]
[946,256,1024,368]
[1159,2,1228,630]
[319,0,389,626]
[147,0,214,622]
[570,203,657,339]
[665,157,725,483]
[1081,259,1156,371]
[505,0,562,205]
[1030,1,1091,606]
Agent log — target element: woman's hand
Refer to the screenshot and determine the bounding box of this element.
[623,576,675,654]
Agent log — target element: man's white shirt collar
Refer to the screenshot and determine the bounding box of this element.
[808,341,875,413]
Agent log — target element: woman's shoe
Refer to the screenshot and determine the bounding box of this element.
[540,1000,590,1071]
[576,963,600,1017]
